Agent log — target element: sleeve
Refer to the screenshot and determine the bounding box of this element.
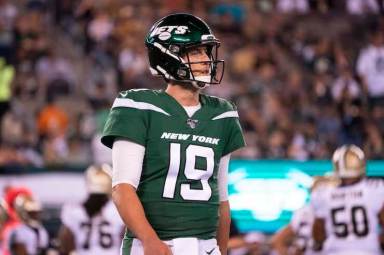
[9,226,28,244]
[370,179,384,212]
[218,154,230,201]
[8,227,18,245]
[378,179,384,208]
[101,97,148,148]
[40,227,49,249]
[112,139,145,189]
[222,117,246,156]
[310,188,327,219]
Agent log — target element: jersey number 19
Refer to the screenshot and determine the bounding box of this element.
[163,143,214,201]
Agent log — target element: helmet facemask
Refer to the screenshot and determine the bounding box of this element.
[176,43,224,88]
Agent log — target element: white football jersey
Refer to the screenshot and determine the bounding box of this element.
[290,204,321,255]
[9,223,49,255]
[311,178,384,255]
[61,200,124,255]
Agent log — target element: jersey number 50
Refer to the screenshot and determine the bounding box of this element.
[163,143,214,201]
[331,206,369,238]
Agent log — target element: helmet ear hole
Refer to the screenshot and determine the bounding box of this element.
[177,68,188,78]
[169,45,180,54]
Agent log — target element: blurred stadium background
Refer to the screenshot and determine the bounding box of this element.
[1,0,384,254]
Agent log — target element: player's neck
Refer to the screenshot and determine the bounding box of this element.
[165,83,200,106]
[340,177,363,186]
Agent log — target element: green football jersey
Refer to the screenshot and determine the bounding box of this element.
[101,89,245,241]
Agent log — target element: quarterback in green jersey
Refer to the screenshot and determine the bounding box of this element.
[101,13,245,255]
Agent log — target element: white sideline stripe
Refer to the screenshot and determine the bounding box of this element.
[212,111,239,120]
[112,98,171,116]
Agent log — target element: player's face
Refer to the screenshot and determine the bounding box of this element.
[183,46,210,77]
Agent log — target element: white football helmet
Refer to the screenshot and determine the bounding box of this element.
[85,164,112,194]
[332,144,366,178]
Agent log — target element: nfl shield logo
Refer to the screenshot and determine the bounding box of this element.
[186,119,198,129]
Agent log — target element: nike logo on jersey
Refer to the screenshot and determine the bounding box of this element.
[205,248,216,255]
[186,118,198,129]
[160,132,220,145]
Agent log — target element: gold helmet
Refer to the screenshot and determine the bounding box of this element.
[332,144,366,178]
[85,164,112,194]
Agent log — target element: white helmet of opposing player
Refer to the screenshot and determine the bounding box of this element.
[85,164,112,194]
[332,145,366,178]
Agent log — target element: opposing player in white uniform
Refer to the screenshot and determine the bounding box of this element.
[271,176,336,255]
[8,192,49,255]
[58,164,124,255]
[311,145,384,255]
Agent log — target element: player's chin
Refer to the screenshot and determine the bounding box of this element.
[194,72,209,77]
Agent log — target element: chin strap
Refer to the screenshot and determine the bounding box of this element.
[191,75,212,89]
[191,81,209,89]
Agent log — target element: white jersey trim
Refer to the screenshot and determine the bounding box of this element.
[112,98,171,116]
[212,111,239,120]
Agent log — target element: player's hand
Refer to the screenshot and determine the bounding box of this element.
[143,238,173,255]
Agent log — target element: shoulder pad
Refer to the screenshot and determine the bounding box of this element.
[118,89,159,101]
[202,94,236,111]
[202,94,239,120]
[365,178,384,188]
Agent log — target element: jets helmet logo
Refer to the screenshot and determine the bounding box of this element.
[150,26,189,40]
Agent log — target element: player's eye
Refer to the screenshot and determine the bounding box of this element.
[189,49,201,55]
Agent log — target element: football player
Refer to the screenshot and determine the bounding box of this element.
[58,164,124,255]
[311,145,384,255]
[1,187,37,255]
[101,13,245,255]
[271,176,338,255]
[8,190,49,255]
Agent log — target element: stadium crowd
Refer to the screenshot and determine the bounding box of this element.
[1,0,384,170]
